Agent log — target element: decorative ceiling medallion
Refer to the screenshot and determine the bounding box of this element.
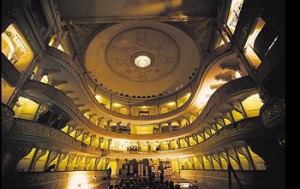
[105,27,180,82]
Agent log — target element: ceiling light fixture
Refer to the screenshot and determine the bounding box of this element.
[134,55,151,68]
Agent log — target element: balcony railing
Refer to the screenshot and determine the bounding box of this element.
[6,119,102,156]
[21,76,256,139]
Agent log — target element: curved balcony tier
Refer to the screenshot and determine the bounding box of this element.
[101,117,265,159]
[4,117,264,159]
[22,76,256,141]
[40,46,245,124]
[4,119,102,156]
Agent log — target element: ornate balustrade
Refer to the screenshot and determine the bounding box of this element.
[3,115,264,159]
[196,117,265,152]
[4,119,102,156]
[177,76,256,135]
[102,117,265,158]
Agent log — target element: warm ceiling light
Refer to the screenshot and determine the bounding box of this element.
[134,55,151,68]
[113,103,122,107]
[168,101,176,106]
[95,95,102,101]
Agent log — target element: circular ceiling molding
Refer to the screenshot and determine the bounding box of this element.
[84,21,202,97]
[105,27,179,82]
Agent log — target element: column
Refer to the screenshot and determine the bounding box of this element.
[90,135,96,146]
[197,156,205,170]
[95,158,100,170]
[108,139,112,149]
[234,148,243,170]
[98,137,104,148]
[184,137,190,147]
[176,139,181,149]
[29,148,47,171]
[44,150,58,171]
[245,145,256,170]
[217,153,224,170]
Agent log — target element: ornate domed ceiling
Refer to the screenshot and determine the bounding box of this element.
[84,21,202,98]
[105,27,180,82]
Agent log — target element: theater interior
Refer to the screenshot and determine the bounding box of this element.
[1,0,285,188]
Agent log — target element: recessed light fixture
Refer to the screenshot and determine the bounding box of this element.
[134,55,151,68]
